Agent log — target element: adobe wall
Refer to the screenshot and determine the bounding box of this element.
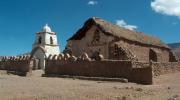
[46,60,132,79]
[130,62,152,84]
[151,61,180,77]
[0,57,33,76]
[67,24,172,62]
[116,40,170,62]
[45,58,153,84]
[68,25,114,59]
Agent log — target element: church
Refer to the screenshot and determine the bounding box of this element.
[30,24,60,69]
[26,17,177,70]
[0,17,179,84]
[66,17,177,62]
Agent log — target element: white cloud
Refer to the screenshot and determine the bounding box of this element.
[116,20,138,31]
[88,1,98,6]
[151,0,180,18]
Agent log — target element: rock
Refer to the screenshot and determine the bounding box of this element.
[135,88,143,92]
[125,86,134,90]
[68,56,77,62]
[168,86,171,90]
[64,53,70,60]
[58,54,64,60]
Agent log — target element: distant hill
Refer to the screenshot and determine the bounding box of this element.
[168,43,180,60]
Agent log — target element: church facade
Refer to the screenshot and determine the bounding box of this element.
[66,17,177,62]
[31,24,60,69]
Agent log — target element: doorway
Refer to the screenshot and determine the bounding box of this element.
[149,49,157,62]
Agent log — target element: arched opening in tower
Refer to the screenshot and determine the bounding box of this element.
[38,36,42,44]
[50,36,53,44]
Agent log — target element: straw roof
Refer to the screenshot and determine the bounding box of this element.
[68,17,169,48]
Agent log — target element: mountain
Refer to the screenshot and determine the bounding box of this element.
[168,43,180,60]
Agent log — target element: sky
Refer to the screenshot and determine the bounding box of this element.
[0,0,179,56]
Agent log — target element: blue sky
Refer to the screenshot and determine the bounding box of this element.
[0,0,179,56]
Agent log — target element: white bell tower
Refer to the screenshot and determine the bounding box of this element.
[31,24,60,69]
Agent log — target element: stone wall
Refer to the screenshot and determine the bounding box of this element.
[0,56,33,76]
[45,56,153,84]
[116,40,170,62]
[131,62,152,84]
[46,60,132,79]
[67,25,114,59]
[45,53,180,84]
[151,61,180,77]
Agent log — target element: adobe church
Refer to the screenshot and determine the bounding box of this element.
[31,24,60,69]
[0,17,179,84]
[65,17,176,62]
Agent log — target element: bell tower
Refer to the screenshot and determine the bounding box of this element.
[31,24,60,69]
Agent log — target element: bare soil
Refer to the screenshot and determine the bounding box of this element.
[0,70,180,100]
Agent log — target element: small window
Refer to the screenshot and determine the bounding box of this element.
[50,36,53,44]
[38,37,42,44]
[94,30,100,42]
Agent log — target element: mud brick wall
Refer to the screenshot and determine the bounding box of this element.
[130,67,152,84]
[0,60,33,76]
[67,25,114,59]
[0,61,7,70]
[116,40,170,62]
[45,60,132,79]
[151,62,180,77]
[45,60,153,84]
[130,62,153,84]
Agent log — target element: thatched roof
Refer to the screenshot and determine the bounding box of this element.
[68,17,169,48]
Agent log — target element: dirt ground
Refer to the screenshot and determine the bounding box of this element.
[0,70,180,100]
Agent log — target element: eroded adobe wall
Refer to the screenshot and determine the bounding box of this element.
[169,51,178,62]
[159,49,170,62]
[116,40,170,62]
[0,61,7,70]
[130,62,153,84]
[151,62,180,77]
[67,25,114,59]
[0,56,33,76]
[45,57,153,84]
[46,60,132,79]
[7,60,32,74]
[115,40,150,62]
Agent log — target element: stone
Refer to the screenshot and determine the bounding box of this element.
[68,56,77,62]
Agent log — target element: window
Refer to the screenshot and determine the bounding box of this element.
[94,30,100,42]
[50,36,53,44]
[91,29,100,44]
[38,36,42,44]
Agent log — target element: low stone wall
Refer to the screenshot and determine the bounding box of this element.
[130,62,152,84]
[45,59,153,84]
[151,62,180,77]
[46,60,132,79]
[0,59,33,76]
